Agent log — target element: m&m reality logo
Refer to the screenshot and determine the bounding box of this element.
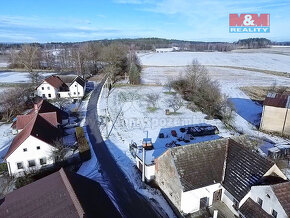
[229,14,270,33]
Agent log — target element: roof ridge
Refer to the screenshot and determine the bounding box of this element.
[59,168,85,217]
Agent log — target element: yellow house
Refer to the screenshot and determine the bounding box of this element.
[260,92,290,136]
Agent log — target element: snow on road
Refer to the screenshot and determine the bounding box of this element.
[139,51,290,73]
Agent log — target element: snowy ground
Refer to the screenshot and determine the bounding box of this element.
[98,84,234,217]
[139,51,290,73]
[0,123,14,162]
[0,71,55,83]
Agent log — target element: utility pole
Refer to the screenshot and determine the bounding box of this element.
[142,130,148,182]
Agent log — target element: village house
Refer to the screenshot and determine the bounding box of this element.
[11,99,67,134]
[260,92,290,136]
[36,75,86,100]
[154,137,288,217]
[134,125,220,182]
[5,100,68,176]
[0,168,121,218]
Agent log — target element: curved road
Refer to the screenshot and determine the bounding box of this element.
[86,81,162,218]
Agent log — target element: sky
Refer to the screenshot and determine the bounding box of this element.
[0,0,290,43]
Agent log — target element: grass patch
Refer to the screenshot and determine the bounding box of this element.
[240,86,290,101]
[209,65,290,78]
[163,91,176,95]
[168,111,182,115]
[147,107,159,112]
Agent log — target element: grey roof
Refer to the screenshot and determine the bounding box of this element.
[167,137,275,200]
[70,76,86,87]
[239,198,272,218]
[170,138,228,191]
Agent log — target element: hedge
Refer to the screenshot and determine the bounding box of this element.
[75,127,91,161]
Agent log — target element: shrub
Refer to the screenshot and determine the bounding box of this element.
[0,163,8,174]
[172,60,233,122]
[75,127,91,161]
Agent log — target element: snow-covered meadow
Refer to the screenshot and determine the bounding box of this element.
[139,51,290,73]
[0,71,55,83]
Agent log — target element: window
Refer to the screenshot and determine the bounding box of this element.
[42,94,46,98]
[257,197,263,207]
[36,146,40,150]
[28,160,36,167]
[272,209,277,218]
[48,94,51,98]
[39,157,47,165]
[266,194,270,199]
[78,92,80,95]
[42,87,44,90]
[74,92,76,95]
[17,162,23,169]
[200,197,209,209]
[75,84,77,87]
[47,87,50,90]
[23,148,27,152]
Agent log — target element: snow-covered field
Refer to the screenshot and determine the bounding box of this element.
[0,71,55,83]
[139,51,290,73]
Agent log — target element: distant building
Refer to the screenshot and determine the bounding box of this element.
[155,47,180,53]
[260,92,290,136]
[0,168,121,218]
[155,137,288,217]
[36,75,86,100]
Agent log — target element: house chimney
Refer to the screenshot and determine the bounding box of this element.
[34,104,38,113]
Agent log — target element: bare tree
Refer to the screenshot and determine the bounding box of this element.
[17,45,42,84]
[164,77,174,93]
[167,97,183,113]
[50,139,71,163]
[144,93,160,108]
[0,87,31,122]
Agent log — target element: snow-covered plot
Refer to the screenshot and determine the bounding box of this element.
[98,85,233,217]
[0,71,55,83]
[0,123,14,162]
[139,51,290,73]
[0,62,9,68]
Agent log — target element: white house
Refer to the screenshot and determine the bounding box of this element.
[5,114,61,176]
[36,75,69,99]
[36,75,86,100]
[155,137,288,217]
[239,182,290,218]
[69,76,86,99]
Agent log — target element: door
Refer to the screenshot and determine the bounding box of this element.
[213,189,222,203]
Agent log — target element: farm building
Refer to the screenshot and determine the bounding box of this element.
[260,92,290,136]
[154,137,288,217]
[0,168,121,218]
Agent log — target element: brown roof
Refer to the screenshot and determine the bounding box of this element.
[4,114,61,159]
[166,138,275,200]
[44,75,69,91]
[264,93,290,108]
[29,99,68,123]
[0,168,121,218]
[239,198,272,218]
[271,182,290,216]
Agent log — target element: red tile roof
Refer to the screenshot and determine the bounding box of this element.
[4,114,61,159]
[272,182,290,216]
[44,75,69,91]
[0,168,121,218]
[264,93,290,108]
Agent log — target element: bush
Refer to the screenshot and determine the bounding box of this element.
[172,60,233,122]
[75,127,91,161]
[0,163,8,174]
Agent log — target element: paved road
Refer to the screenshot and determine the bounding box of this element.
[86,81,162,218]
